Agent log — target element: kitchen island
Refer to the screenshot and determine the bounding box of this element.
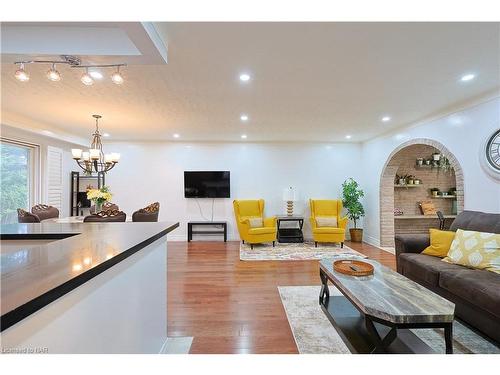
[0,221,178,354]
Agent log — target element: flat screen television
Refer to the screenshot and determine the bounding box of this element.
[184,171,230,198]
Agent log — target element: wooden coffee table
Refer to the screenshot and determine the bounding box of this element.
[319,258,455,354]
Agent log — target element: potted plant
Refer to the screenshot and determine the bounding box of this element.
[430,187,440,197]
[86,185,112,213]
[449,187,457,196]
[424,159,431,166]
[406,175,415,185]
[341,178,365,243]
[416,158,424,166]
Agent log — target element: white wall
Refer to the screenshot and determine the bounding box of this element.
[361,97,500,247]
[106,142,363,240]
[1,124,78,217]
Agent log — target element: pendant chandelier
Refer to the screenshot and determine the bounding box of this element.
[71,115,120,174]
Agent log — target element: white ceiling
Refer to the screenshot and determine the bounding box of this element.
[1,22,499,143]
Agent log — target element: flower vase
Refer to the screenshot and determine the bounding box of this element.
[95,201,103,213]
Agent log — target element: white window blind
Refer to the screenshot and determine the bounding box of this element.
[46,146,63,211]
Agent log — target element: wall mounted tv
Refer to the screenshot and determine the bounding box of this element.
[184,171,231,198]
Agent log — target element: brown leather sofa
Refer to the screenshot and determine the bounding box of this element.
[395,210,500,344]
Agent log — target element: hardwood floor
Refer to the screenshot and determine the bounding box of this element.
[167,240,396,354]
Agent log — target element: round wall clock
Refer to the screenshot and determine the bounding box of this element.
[480,129,500,181]
[486,129,500,171]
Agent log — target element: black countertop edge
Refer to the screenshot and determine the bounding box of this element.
[0,232,80,240]
[0,222,179,332]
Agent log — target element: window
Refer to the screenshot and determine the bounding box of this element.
[0,139,39,224]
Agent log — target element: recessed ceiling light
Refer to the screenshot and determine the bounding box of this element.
[103,133,110,137]
[382,116,391,122]
[345,135,352,139]
[89,70,103,80]
[460,73,475,82]
[41,130,54,136]
[241,134,247,139]
[239,73,251,82]
[173,133,180,138]
[240,114,249,121]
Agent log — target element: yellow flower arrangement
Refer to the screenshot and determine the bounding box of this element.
[87,186,112,205]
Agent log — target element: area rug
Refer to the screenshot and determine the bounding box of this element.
[278,285,500,354]
[240,241,366,261]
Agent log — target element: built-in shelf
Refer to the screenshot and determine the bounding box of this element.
[394,184,422,188]
[430,195,457,199]
[394,215,457,220]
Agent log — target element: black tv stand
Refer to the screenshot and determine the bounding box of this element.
[187,221,227,242]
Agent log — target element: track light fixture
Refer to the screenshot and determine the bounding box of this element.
[14,63,29,82]
[46,63,61,82]
[80,68,94,86]
[13,56,127,86]
[110,66,124,85]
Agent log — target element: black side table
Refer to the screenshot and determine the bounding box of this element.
[187,221,227,242]
[276,216,304,243]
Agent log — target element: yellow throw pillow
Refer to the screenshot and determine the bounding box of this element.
[248,217,264,228]
[316,216,338,227]
[422,229,456,257]
[442,229,500,274]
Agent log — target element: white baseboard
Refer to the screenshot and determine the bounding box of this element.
[362,233,380,247]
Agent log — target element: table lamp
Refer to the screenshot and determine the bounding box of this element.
[283,186,298,216]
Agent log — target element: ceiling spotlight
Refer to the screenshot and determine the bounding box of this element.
[103,133,110,137]
[173,133,180,138]
[89,70,103,80]
[111,67,124,85]
[382,116,391,122]
[345,135,352,139]
[81,68,94,86]
[239,73,250,82]
[241,134,247,139]
[14,63,29,82]
[46,63,61,82]
[240,114,249,121]
[460,73,475,82]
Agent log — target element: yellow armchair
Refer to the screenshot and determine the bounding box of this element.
[309,199,348,248]
[233,199,277,249]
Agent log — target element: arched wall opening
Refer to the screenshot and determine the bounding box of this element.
[379,139,464,247]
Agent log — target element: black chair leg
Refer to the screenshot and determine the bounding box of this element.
[251,244,253,250]
[272,241,275,247]
[242,240,244,244]
[315,242,318,248]
[341,242,344,248]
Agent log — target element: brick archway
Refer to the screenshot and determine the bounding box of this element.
[379,138,464,247]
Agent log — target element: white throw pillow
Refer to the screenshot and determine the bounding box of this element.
[316,216,338,227]
[248,218,264,228]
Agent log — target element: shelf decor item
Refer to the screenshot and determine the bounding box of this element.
[333,260,374,276]
[86,186,112,213]
[416,158,424,166]
[430,187,440,197]
[283,186,298,216]
[341,178,365,242]
[433,152,441,161]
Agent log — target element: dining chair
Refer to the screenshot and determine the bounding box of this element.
[83,209,127,222]
[17,208,41,223]
[31,204,59,221]
[132,202,160,222]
